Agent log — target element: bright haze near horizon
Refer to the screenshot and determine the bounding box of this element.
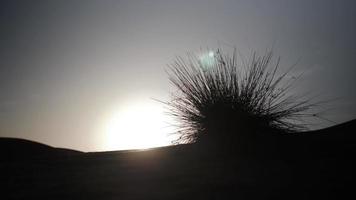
[1,0,355,152]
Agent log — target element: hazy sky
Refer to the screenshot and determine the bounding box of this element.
[1,0,355,151]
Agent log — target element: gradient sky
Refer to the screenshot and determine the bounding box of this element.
[1,0,355,151]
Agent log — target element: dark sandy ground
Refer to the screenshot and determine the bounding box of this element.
[1,120,355,200]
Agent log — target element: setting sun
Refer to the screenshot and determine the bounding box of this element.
[104,101,175,150]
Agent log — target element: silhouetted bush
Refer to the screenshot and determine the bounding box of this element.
[165,49,316,146]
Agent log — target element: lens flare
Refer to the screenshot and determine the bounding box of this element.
[199,51,216,70]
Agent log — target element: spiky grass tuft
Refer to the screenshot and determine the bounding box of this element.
[165,49,317,145]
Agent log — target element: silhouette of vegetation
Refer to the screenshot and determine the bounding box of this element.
[165,49,317,146]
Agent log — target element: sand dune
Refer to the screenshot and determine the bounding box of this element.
[1,120,355,199]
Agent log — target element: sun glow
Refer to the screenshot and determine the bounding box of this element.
[104,101,175,151]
